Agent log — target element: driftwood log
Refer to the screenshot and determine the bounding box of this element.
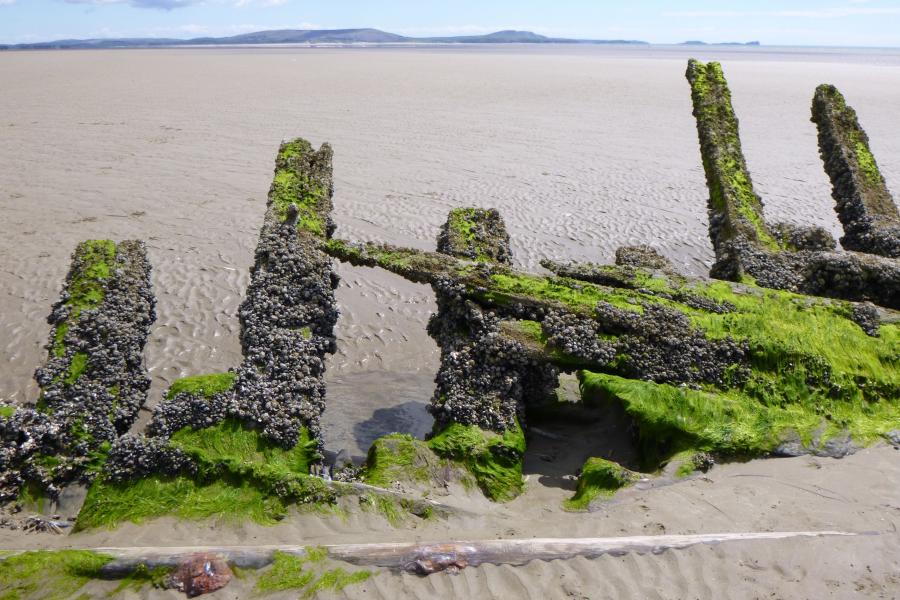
[65,530,863,577]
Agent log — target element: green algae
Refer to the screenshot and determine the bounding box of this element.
[323,239,458,283]
[0,550,113,600]
[532,272,900,405]
[501,277,899,410]
[271,140,329,237]
[819,84,885,191]
[718,157,780,251]
[855,140,883,188]
[278,138,312,161]
[16,482,48,514]
[256,551,315,593]
[76,474,292,530]
[448,208,478,241]
[363,433,432,488]
[564,457,639,511]
[170,417,319,480]
[64,352,89,385]
[332,239,797,319]
[446,207,492,262]
[498,318,548,353]
[329,237,897,409]
[165,372,237,400]
[51,323,68,358]
[499,319,598,370]
[0,406,14,419]
[305,568,371,597]
[672,451,712,478]
[66,240,116,316]
[579,371,900,470]
[505,318,544,341]
[484,272,646,313]
[255,549,371,597]
[685,281,899,401]
[428,420,526,501]
[76,419,329,530]
[111,563,172,595]
[64,419,113,477]
[271,170,326,236]
[362,434,474,517]
[43,240,117,388]
[35,454,62,470]
[358,493,405,526]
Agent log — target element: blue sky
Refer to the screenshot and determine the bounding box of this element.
[1,0,898,47]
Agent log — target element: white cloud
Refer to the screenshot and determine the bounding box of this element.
[664,7,900,19]
[61,0,289,9]
[0,0,17,5]
[139,21,319,37]
[234,0,287,6]
[63,0,201,8]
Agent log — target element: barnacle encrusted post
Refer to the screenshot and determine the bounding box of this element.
[437,208,513,265]
[686,58,781,269]
[0,240,154,501]
[76,139,339,528]
[427,207,532,501]
[811,84,900,258]
[109,138,338,454]
[323,234,899,480]
[431,206,539,428]
[232,138,339,449]
[685,59,900,309]
[37,240,155,433]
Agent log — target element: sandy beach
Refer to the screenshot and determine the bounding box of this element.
[2,442,898,598]
[1,45,899,598]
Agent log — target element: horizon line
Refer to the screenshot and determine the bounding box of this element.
[1,27,897,50]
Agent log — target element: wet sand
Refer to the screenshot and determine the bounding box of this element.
[1,45,899,598]
[3,445,899,599]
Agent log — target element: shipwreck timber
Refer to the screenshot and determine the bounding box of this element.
[811,84,900,258]
[83,139,343,521]
[231,139,339,448]
[0,240,154,502]
[0,59,896,530]
[322,60,900,501]
[685,59,900,308]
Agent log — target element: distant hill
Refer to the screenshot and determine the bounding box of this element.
[680,40,761,46]
[419,29,640,44]
[0,28,648,50]
[202,28,409,45]
[422,30,555,43]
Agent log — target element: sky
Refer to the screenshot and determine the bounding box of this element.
[0,0,898,47]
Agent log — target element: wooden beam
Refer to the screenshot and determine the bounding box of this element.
[54,530,863,577]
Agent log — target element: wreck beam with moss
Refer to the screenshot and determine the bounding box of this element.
[686,59,899,309]
[427,207,532,500]
[74,139,344,529]
[324,211,899,495]
[811,84,900,258]
[230,139,339,447]
[0,240,155,502]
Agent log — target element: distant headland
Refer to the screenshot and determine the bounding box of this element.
[680,40,761,46]
[0,28,653,50]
